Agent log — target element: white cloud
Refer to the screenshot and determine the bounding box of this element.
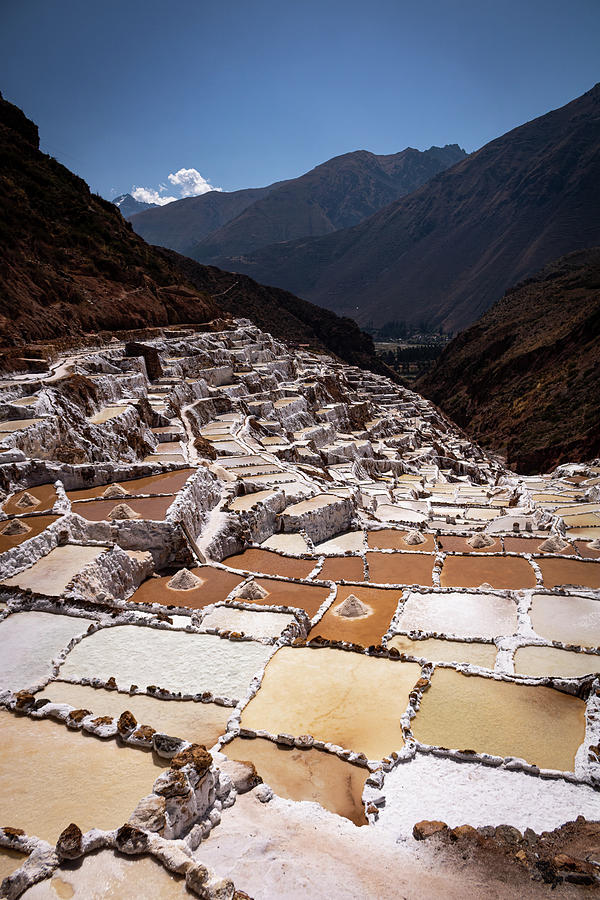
[131,168,221,207]
[167,167,222,197]
[131,186,177,206]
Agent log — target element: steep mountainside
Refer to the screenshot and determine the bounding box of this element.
[157,248,394,377]
[0,93,388,376]
[129,183,285,253]
[188,145,466,264]
[113,192,158,217]
[221,84,600,333]
[417,247,600,473]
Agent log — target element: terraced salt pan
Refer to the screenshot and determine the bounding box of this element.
[396,591,517,640]
[530,593,600,647]
[366,552,434,586]
[575,539,600,559]
[413,668,586,771]
[0,611,95,691]
[229,489,275,511]
[0,514,59,553]
[3,483,58,515]
[514,645,600,678]
[367,529,436,552]
[225,737,367,825]
[244,579,331,617]
[374,504,426,526]
[537,557,600,589]
[388,635,497,668]
[200,606,296,639]
[0,417,43,432]
[376,753,600,839]
[319,556,365,583]
[88,405,128,424]
[67,469,195,500]
[504,536,575,555]
[21,850,194,898]
[283,494,339,515]
[59,625,273,700]
[224,548,316,579]
[312,586,402,647]
[71,495,175,522]
[262,533,310,554]
[131,566,244,609]
[314,531,365,554]
[2,545,107,595]
[440,555,536,590]
[0,710,160,843]
[437,535,503,554]
[38,681,230,747]
[241,647,421,759]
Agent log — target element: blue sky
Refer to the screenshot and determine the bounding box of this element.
[1,0,598,201]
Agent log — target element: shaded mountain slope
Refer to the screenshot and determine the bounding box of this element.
[129,183,286,253]
[157,248,394,377]
[417,247,600,473]
[189,145,466,263]
[220,84,600,333]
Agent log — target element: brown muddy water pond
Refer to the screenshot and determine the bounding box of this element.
[38,681,231,747]
[513,646,600,679]
[131,566,244,609]
[396,590,517,640]
[318,556,365,583]
[537,558,600,589]
[66,468,196,501]
[574,540,600,559]
[3,483,58,515]
[225,737,367,825]
[0,710,161,843]
[387,635,497,668]
[367,530,436,552]
[412,667,586,771]
[244,578,331,617]
[504,537,576,555]
[241,646,421,760]
[440,555,536,590]
[530,593,600,648]
[310,586,402,647]
[437,535,503,554]
[71,495,175,522]
[366,552,434,586]
[223,548,316,579]
[0,514,59,553]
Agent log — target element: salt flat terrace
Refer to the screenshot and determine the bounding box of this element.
[0,320,598,897]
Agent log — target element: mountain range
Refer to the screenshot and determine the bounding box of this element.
[113,193,158,217]
[199,83,600,333]
[0,91,387,377]
[127,145,466,260]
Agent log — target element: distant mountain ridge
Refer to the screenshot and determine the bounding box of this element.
[129,145,466,260]
[217,83,600,333]
[417,246,600,473]
[113,192,158,217]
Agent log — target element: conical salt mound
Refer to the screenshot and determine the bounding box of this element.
[107,503,141,521]
[1,518,31,536]
[588,539,600,550]
[404,530,426,546]
[167,568,202,591]
[479,582,494,590]
[467,533,495,549]
[15,491,39,509]
[337,593,370,618]
[102,483,129,499]
[538,535,568,552]
[236,580,269,601]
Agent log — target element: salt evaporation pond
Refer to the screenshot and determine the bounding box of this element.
[318,556,365,582]
[241,647,421,759]
[537,558,600,589]
[38,681,231,747]
[131,566,244,609]
[2,545,107,595]
[66,468,195,500]
[366,552,434,586]
[223,548,316,579]
[440,555,536,589]
[387,635,498,668]
[0,710,160,843]
[244,578,331,617]
[412,668,586,771]
[0,514,59,553]
[396,590,517,639]
[0,611,95,691]
[3,483,58,515]
[199,606,296,639]
[530,593,600,647]
[514,645,600,678]
[225,737,367,825]
[59,625,273,700]
[311,586,402,646]
[22,851,194,899]
[367,530,436,552]
[71,495,175,521]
